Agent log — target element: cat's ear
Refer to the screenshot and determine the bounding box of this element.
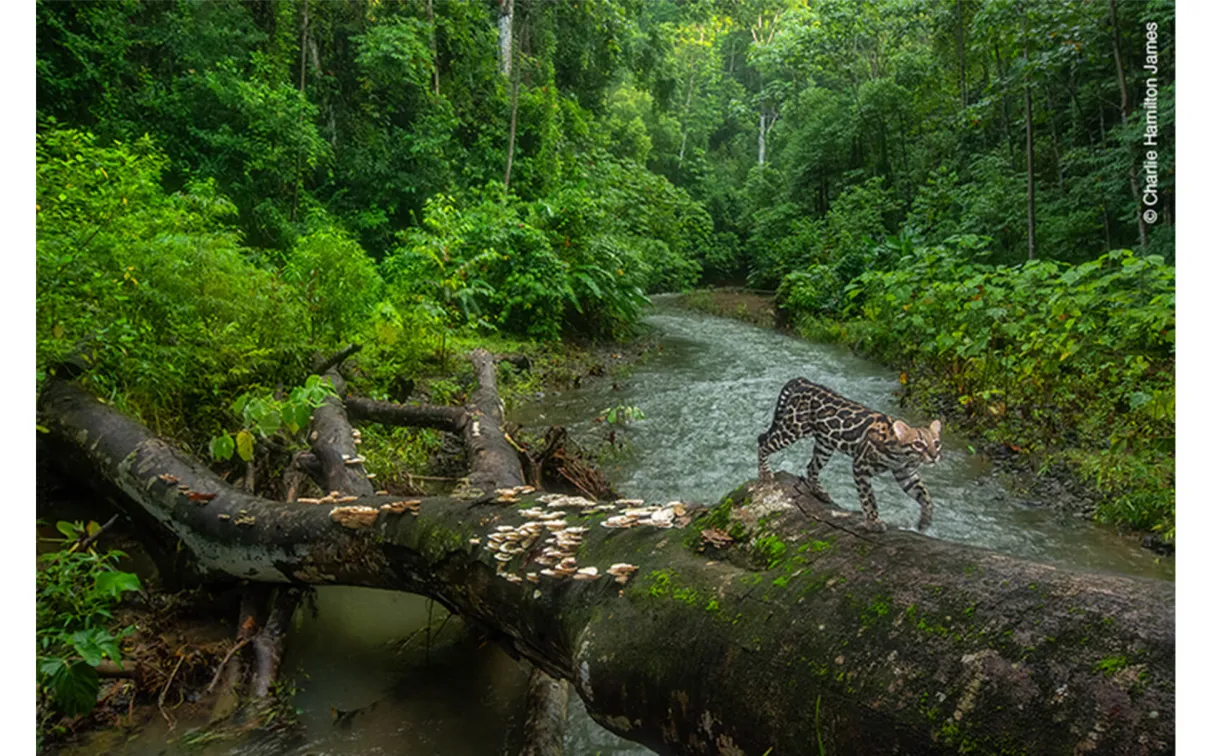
[929,420,942,436]
[892,420,912,442]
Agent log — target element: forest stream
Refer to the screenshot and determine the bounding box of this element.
[101,298,1171,756]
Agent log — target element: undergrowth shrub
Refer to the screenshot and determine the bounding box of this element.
[37,522,142,743]
[36,129,312,437]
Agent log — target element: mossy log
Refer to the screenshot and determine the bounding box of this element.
[39,381,1173,755]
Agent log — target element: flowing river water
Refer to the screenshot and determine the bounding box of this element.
[111,298,1171,756]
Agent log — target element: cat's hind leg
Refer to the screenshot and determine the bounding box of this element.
[757,425,798,482]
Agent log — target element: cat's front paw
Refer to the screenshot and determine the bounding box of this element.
[916,516,932,532]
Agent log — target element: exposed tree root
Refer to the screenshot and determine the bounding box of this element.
[251,588,303,700]
[518,666,569,756]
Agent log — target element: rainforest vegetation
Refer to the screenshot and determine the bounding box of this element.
[36,0,1175,745]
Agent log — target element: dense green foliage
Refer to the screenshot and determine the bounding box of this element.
[37,522,142,740]
[37,0,1174,535]
[842,240,1174,537]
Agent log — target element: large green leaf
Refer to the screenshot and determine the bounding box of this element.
[235,430,255,462]
[210,433,235,462]
[49,660,100,716]
[94,570,142,599]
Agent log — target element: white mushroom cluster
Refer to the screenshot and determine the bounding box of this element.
[470,494,677,588]
[607,563,640,584]
[298,490,361,505]
[602,502,687,529]
[486,521,546,570]
[537,494,616,515]
[494,485,537,503]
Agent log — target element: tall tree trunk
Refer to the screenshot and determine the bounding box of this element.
[956,0,968,108]
[758,111,767,166]
[1023,32,1036,260]
[291,0,310,223]
[1108,0,1149,249]
[426,0,439,95]
[504,54,520,192]
[994,41,1014,168]
[677,71,696,169]
[498,0,513,76]
[1047,89,1064,192]
[758,106,778,167]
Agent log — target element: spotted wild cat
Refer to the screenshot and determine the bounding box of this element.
[757,378,941,531]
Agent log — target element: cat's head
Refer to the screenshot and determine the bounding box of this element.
[892,419,942,463]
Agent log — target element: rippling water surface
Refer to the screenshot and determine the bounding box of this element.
[514,300,1172,581]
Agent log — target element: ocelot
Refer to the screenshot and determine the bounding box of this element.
[757,378,942,532]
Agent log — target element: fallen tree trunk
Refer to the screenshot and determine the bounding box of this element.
[346,398,467,433]
[464,348,526,492]
[309,368,375,497]
[39,380,1174,755]
[343,349,521,493]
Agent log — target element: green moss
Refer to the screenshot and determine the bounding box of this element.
[860,595,893,626]
[1095,654,1129,675]
[673,586,700,606]
[690,496,748,545]
[645,568,675,598]
[772,575,789,588]
[705,598,720,612]
[752,532,788,569]
[937,718,1029,756]
[797,538,835,553]
[412,518,468,563]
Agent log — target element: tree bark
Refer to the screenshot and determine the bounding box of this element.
[346,398,467,434]
[309,368,376,497]
[1023,31,1037,260]
[1108,0,1149,249]
[311,343,362,376]
[504,64,520,192]
[426,0,439,96]
[518,666,569,756]
[955,0,968,109]
[251,588,302,699]
[465,348,525,492]
[210,587,265,722]
[498,0,514,77]
[40,380,1174,755]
